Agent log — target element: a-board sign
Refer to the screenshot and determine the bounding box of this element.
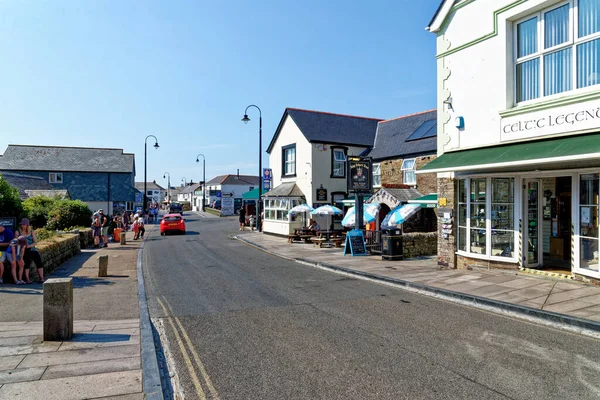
[344,229,367,256]
[0,217,16,231]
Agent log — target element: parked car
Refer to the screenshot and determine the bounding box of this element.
[160,214,186,235]
[169,202,183,215]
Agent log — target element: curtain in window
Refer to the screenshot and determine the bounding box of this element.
[545,48,572,95]
[545,4,569,48]
[577,38,600,88]
[518,17,538,57]
[517,59,540,101]
[579,0,600,38]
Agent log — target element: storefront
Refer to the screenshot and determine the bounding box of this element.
[261,182,307,236]
[420,133,600,281]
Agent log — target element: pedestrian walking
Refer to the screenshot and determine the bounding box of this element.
[98,209,109,248]
[92,213,101,248]
[137,215,145,238]
[239,207,246,230]
[249,214,255,232]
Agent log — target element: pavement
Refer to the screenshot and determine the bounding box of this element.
[0,229,149,399]
[235,231,600,335]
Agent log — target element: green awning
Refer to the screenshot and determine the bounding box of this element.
[408,193,437,208]
[418,133,600,173]
[241,188,260,200]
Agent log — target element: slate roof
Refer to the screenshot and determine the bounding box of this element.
[25,189,70,199]
[427,0,448,29]
[262,182,305,198]
[0,145,135,173]
[368,110,437,161]
[267,108,382,153]
[1,172,69,200]
[206,174,260,186]
[179,183,202,194]
[135,182,165,191]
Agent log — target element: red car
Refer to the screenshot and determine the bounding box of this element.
[160,214,186,235]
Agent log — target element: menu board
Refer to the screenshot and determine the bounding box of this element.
[344,229,367,256]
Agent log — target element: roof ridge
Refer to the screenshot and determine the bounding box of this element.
[7,144,125,152]
[287,107,383,121]
[379,109,437,123]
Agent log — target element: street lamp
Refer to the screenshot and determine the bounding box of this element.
[196,154,206,211]
[163,172,170,203]
[144,135,159,212]
[242,105,262,231]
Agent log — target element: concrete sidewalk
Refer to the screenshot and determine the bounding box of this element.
[236,232,600,331]
[0,230,147,399]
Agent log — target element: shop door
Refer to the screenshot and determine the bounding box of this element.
[524,180,543,268]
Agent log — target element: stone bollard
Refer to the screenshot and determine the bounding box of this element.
[43,278,73,341]
[98,255,108,277]
[120,233,126,245]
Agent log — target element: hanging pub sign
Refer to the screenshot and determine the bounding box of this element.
[347,156,372,193]
[316,187,327,202]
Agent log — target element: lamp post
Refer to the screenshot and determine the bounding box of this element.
[242,105,262,231]
[195,154,206,211]
[144,135,159,212]
[163,172,170,204]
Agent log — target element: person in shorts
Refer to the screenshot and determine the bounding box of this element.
[0,225,17,284]
[98,209,109,248]
[17,218,45,283]
[92,213,101,248]
[7,237,25,285]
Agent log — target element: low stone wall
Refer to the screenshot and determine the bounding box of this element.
[36,234,81,275]
[402,232,437,258]
[77,228,93,249]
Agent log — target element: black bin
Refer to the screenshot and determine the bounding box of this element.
[382,228,403,260]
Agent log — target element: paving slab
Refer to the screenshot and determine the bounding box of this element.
[0,342,61,357]
[0,369,142,400]
[0,335,41,347]
[0,366,46,384]
[19,343,140,368]
[544,287,600,306]
[42,356,140,380]
[0,355,25,371]
[543,299,598,314]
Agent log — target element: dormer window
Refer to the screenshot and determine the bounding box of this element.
[515,0,600,104]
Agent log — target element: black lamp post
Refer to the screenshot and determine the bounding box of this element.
[242,105,262,230]
[196,154,206,211]
[144,135,159,212]
[163,172,170,203]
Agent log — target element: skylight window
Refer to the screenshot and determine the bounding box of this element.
[406,120,437,141]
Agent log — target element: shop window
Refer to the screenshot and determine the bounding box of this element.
[457,179,467,252]
[282,145,296,177]
[264,197,301,221]
[469,179,487,254]
[49,173,63,183]
[515,1,600,104]
[373,163,381,188]
[401,158,416,185]
[580,173,599,271]
[331,147,347,178]
[491,178,515,257]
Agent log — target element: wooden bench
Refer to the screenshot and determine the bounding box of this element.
[299,235,314,243]
[333,238,345,248]
[312,238,327,247]
[287,234,301,243]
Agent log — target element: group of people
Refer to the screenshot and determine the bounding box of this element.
[0,219,45,285]
[91,209,148,247]
[238,208,256,232]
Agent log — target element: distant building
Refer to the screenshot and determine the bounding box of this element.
[1,172,70,200]
[0,144,136,215]
[135,181,166,205]
[202,174,260,212]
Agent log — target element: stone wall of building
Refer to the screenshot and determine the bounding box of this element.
[437,177,456,269]
[456,255,518,271]
[415,156,437,195]
[403,232,437,258]
[379,155,437,195]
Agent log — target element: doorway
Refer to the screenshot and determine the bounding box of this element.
[523,177,572,273]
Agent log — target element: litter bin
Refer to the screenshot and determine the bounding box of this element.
[382,228,403,260]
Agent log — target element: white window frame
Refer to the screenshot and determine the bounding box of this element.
[373,163,381,188]
[401,158,416,186]
[514,0,600,105]
[264,197,300,221]
[332,149,346,177]
[49,172,63,183]
[456,176,519,263]
[283,145,296,176]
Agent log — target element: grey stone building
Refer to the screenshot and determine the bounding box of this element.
[0,145,137,215]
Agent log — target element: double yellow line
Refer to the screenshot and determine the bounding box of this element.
[157,296,220,400]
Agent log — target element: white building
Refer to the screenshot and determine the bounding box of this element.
[200,174,260,212]
[135,182,166,205]
[177,183,201,205]
[423,0,600,281]
[264,107,381,236]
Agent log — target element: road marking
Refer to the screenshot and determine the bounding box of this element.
[157,297,207,400]
[162,296,220,399]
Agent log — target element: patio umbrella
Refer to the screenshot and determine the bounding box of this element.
[287,204,314,216]
[341,203,380,227]
[381,204,421,228]
[311,205,343,230]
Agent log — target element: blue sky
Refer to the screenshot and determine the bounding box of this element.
[0,0,439,188]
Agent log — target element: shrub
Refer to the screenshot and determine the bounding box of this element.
[35,227,57,242]
[0,176,23,219]
[23,195,57,228]
[47,199,92,231]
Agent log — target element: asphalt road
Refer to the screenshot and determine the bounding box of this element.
[143,212,600,400]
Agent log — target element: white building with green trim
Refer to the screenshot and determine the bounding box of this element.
[423,0,600,281]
